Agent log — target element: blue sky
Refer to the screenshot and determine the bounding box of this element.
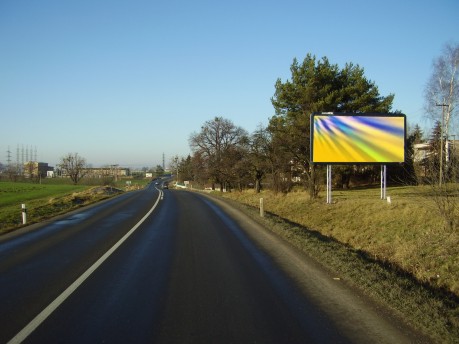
[1,0,458,168]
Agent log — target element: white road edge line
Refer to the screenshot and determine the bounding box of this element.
[8,188,164,344]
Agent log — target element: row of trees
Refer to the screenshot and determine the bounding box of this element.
[174,44,458,198]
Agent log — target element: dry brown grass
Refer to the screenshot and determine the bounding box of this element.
[219,185,459,297]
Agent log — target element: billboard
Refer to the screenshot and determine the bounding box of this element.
[311,113,406,164]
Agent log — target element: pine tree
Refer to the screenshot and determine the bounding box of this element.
[411,124,424,144]
[269,54,394,197]
[429,121,442,156]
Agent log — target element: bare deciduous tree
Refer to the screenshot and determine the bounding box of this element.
[189,117,248,191]
[249,125,272,193]
[169,155,180,182]
[59,153,88,184]
[423,43,459,232]
[423,155,458,232]
[424,42,459,149]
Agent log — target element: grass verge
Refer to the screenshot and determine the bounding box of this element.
[0,178,153,234]
[212,187,459,343]
[0,181,125,234]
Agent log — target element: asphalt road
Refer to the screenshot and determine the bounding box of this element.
[0,183,423,343]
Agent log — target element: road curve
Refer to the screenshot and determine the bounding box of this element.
[0,186,423,343]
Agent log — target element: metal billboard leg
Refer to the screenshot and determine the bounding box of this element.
[381,165,386,200]
[327,165,332,204]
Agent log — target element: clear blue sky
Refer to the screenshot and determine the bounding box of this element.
[1,0,458,168]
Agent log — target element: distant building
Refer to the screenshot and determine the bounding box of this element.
[413,140,459,163]
[82,167,131,178]
[448,140,459,162]
[23,161,54,179]
[413,143,431,163]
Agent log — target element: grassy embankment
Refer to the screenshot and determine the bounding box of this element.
[0,179,149,234]
[215,185,459,343]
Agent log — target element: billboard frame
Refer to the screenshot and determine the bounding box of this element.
[310,112,406,165]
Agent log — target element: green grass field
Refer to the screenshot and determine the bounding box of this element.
[0,181,91,233]
[0,178,150,233]
[0,182,88,206]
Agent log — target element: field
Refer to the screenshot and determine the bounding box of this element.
[214,185,459,342]
[0,181,88,206]
[0,178,150,234]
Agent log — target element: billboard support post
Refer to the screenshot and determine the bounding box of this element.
[326,165,332,204]
[381,165,387,200]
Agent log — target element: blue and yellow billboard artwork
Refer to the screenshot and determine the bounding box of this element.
[311,114,406,164]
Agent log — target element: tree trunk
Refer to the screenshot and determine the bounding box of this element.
[255,179,261,193]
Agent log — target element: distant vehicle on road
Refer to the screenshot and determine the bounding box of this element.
[162,183,168,189]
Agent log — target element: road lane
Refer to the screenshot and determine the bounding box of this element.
[0,183,161,343]
[155,191,347,343]
[20,186,173,343]
[1,187,422,343]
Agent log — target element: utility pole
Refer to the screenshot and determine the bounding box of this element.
[111,164,119,182]
[452,135,456,153]
[436,103,448,186]
[452,134,457,181]
[7,146,11,165]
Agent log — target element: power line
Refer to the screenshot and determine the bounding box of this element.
[6,146,12,165]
